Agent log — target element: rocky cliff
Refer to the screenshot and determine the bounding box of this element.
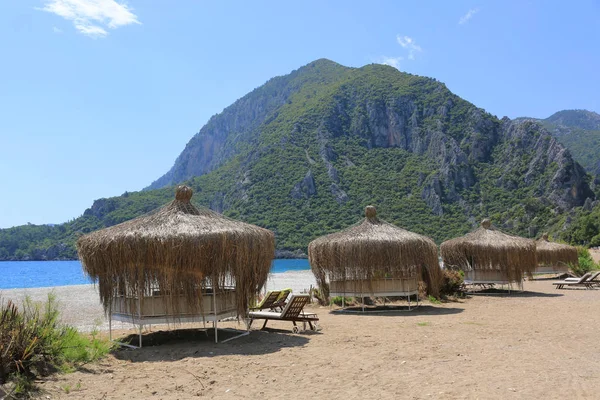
[522,110,600,175]
[147,60,351,189]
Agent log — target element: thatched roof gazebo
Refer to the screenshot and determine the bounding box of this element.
[440,219,536,286]
[308,206,442,305]
[77,185,275,344]
[535,233,578,274]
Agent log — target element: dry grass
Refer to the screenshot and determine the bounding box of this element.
[440,219,536,283]
[308,206,442,298]
[76,185,275,318]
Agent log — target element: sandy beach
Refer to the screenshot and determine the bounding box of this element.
[3,278,600,399]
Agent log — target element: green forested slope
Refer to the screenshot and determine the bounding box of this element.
[0,60,594,260]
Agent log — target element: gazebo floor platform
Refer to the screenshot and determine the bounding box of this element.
[531,267,571,280]
[329,290,420,312]
[109,288,244,347]
[109,310,247,347]
[464,280,524,294]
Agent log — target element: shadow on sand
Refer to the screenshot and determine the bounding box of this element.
[113,327,312,362]
[329,305,464,316]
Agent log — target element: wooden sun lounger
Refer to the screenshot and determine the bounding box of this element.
[553,272,595,289]
[564,271,600,284]
[248,294,319,333]
[249,290,282,311]
[271,288,292,311]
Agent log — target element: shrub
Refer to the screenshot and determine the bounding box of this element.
[439,269,465,297]
[0,294,111,393]
[0,297,59,384]
[330,296,353,306]
[569,246,598,276]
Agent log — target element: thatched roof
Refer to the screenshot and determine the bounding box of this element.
[440,219,536,282]
[536,233,578,267]
[77,185,275,317]
[308,206,442,297]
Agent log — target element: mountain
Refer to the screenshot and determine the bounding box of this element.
[0,59,594,260]
[147,60,350,190]
[529,110,600,175]
[545,110,600,131]
[539,110,600,247]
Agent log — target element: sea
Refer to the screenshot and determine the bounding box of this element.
[0,259,310,290]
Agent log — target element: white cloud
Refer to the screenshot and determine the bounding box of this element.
[396,35,422,60]
[377,35,421,69]
[38,0,140,38]
[459,8,479,25]
[380,56,403,69]
[75,23,107,37]
[397,35,422,52]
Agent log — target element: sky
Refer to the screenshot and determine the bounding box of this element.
[0,0,599,228]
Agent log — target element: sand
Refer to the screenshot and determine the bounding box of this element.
[3,278,600,399]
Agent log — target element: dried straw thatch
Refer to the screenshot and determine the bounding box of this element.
[536,233,578,267]
[440,219,536,282]
[76,185,275,317]
[308,206,442,298]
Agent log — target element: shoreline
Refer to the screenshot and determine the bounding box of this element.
[0,269,314,291]
[0,270,317,332]
[0,259,311,290]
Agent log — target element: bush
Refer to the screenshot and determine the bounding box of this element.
[427,295,441,304]
[0,294,111,394]
[570,246,598,276]
[330,296,353,306]
[439,269,465,297]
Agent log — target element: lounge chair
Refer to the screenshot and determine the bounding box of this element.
[553,272,595,289]
[564,271,600,285]
[248,294,319,333]
[250,290,282,311]
[271,288,292,311]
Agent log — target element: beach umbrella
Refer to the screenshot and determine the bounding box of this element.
[440,219,536,283]
[76,185,275,317]
[308,206,442,298]
[536,233,578,269]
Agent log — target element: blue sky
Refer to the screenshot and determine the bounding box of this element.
[0,0,599,228]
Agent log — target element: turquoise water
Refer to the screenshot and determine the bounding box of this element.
[0,259,310,290]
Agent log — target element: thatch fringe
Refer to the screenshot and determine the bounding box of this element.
[440,219,536,282]
[536,233,578,267]
[308,206,442,298]
[76,185,275,318]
